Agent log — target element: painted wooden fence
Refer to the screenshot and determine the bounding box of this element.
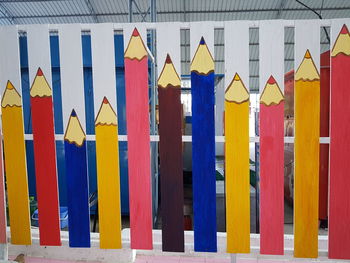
[0,19,348,260]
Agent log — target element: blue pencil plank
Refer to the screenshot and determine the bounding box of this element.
[64,110,90,247]
[191,67,217,252]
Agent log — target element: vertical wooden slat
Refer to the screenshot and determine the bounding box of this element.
[259,21,284,255]
[58,24,90,247]
[27,25,61,246]
[224,21,250,253]
[0,26,30,245]
[329,20,350,260]
[90,24,122,249]
[294,20,320,258]
[124,27,153,250]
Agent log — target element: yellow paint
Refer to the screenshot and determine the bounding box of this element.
[64,114,86,147]
[158,56,181,88]
[190,40,214,74]
[225,73,249,103]
[1,83,31,245]
[260,81,284,106]
[124,29,147,60]
[331,25,350,57]
[294,50,320,81]
[30,70,52,97]
[225,79,250,253]
[95,99,121,249]
[294,52,320,258]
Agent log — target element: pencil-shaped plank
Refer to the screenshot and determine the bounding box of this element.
[294,50,320,258]
[329,23,350,260]
[225,73,250,253]
[124,28,153,250]
[158,54,184,252]
[30,68,61,246]
[191,37,216,252]
[95,97,122,249]
[1,81,31,244]
[259,76,284,255]
[64,110,90,247]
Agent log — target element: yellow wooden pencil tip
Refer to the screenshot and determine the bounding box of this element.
[304,49,311,59]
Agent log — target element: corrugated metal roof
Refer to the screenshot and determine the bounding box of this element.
[0,0,348,91]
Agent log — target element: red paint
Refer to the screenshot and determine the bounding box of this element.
[37,67,43,76]
[124,56,153,249]
[267,75,276,85]
[31,96,61,246]
[0,134,6,243]
[102,96,108,104]
[340,24,349,34]
[319,51,330,221]
[329,52,350,259]
[132,28,139,37]
[260,102,284,255]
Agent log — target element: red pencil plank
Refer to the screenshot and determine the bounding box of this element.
[329,24,350,259]
[30,68,61,246]
[259,76,284,255]
[124,28,153,249]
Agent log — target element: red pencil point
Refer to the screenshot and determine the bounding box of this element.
[37,68,43,76]
[267,75,276,85]
[103,97,109,104]
[165,54,172,64]
[340,24,349,35]
[132,28,140,37]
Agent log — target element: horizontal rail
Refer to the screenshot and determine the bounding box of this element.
[23,134,331,144]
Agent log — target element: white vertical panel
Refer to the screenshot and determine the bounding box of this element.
[0,26,21,95]
[224,21,250,90]
[190,22,214,60]
[156,22,181,76]
[58,24,86,130]
[91,23,117,114]
[27,25,52,87]
[331,18,350,48]
[295,20,320,71]
[123,23,147,52]
[259,20,284,92]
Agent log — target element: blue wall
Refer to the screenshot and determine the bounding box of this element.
[19,34,130,215]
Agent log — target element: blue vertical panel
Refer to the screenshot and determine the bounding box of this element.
[115,34,129,214]
[191,70,217,252]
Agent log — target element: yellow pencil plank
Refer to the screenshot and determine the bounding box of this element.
[95,98,121,249]
[294,50,320,258]
[2,105,31,245]
[225,74,250,253]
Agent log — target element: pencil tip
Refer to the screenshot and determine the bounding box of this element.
[267,75,276,84]
[340,24,349,34]
[165,54,172,63]
[37,67,43,76]
[233,73,241,81]
[304,49,311,59]
[200,36,205,45]
[103,96,109,104]
[71,109,77,117]
[132,28,139,36]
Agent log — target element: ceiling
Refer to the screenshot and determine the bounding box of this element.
[0,0,348,91]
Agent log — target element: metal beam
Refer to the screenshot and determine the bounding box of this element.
[276,0,288,18]
[0,3,14,24]
[1,6,350,21]
[84,0,98,23]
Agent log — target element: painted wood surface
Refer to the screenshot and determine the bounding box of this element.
[90,24,122,249]
[294,50,320,258]
[124,28,152,250]
[258,21,284,255]
[64,110,90,247]
[1,82,31,244]
[0,122,6,244]
[158,55,184,252]
[225,74,250,253]
[191,37,216,252]
[95,98,122,249]
[259,76,284,255]
[0,26,30,245]
[329,23,350,260]
[30,68,61,246]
